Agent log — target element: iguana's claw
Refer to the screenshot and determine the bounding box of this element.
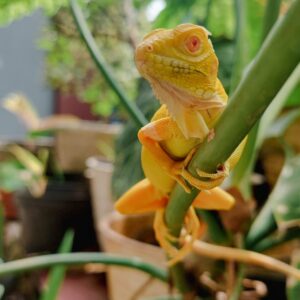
[154,207,203,266]
[181,162,229,190]
[170,148,198,193]
[170,148,229,191]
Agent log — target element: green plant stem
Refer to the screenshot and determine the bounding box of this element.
[40,230,74,300]
[230,0,248,92]
[262,0,282,41]
[165,0,300,295]
[203,0,213,27]
[229,264,245,300]
[232,61,300,197]
[196,210,229,244]
[69,0,147,127]
[0,253,168,282]
[231,0,282,195]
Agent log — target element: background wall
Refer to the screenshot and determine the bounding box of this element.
[0,9,53,140]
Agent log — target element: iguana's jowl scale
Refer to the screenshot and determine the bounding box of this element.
[115,24,245,264]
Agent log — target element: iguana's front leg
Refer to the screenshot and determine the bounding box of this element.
[174,137,247,191]
[138,117,192,192]
[139,117,236,192]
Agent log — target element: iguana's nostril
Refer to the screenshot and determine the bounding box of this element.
[146,44,154,52]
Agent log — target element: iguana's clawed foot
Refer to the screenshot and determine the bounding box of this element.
[170,148,229,192]
[170,148,198,193]
[154,207,202,266]
[181,162,229,190]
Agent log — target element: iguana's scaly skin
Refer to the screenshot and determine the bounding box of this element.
[115,24,245,265]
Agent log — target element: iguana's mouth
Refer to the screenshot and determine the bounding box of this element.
[136,54,208,78]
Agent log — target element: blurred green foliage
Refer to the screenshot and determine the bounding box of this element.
[112,79,159,197]
[0,0,300,299]
[0,160,27,192]
[39,2,149,119]
[0,0,68,26]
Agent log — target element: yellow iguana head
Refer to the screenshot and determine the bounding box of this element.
[135,24,224,138]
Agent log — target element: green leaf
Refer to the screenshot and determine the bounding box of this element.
[112,79,158,198]
[207,0,235,38]
[153,0,197,28]
[265,107,300,139]
[246,155,300,247]
[213,39,235,92]
[252,227,300,253]
[0,0,69,27]
[230,0,265,92]
[229,1,281,195]
[196,210,229,244]
[285,84,300,107]
[0,253,168,282]
[40,229,74,300]
[232,62,300,195]
[0,160,27,192]
[70,0,147,127]
[0,284,4,299]
[272,159,300,230]
[8,145,44,177]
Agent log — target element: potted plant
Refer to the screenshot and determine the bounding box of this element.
[0,1,299,300]
[1,95,97,253]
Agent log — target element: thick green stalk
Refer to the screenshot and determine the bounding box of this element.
[230,0,248,92]
[0,253,168,282]
[228,264,245,300]
[196,209,229,244]
[262,0,282,41]
[231,0,282,195]
[69,0,147,127]
[189,0,300,176]
[165,0,300,295]
[203,0,213,27]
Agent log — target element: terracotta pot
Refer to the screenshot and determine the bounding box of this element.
[54,121,122,173]
[85,156,114,245]
[99,212,171,300]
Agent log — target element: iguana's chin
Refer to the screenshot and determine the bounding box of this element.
[149,78,225,140]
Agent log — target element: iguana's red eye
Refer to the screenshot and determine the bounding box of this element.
[185,36,201,53]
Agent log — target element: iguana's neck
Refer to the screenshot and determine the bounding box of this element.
[149,78,225,140]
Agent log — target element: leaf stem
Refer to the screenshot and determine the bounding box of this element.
[261,0,282,42]
[69,0,147,127]
[0,253,168,282]
[230,0,282,194]
[229,264,245,300]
